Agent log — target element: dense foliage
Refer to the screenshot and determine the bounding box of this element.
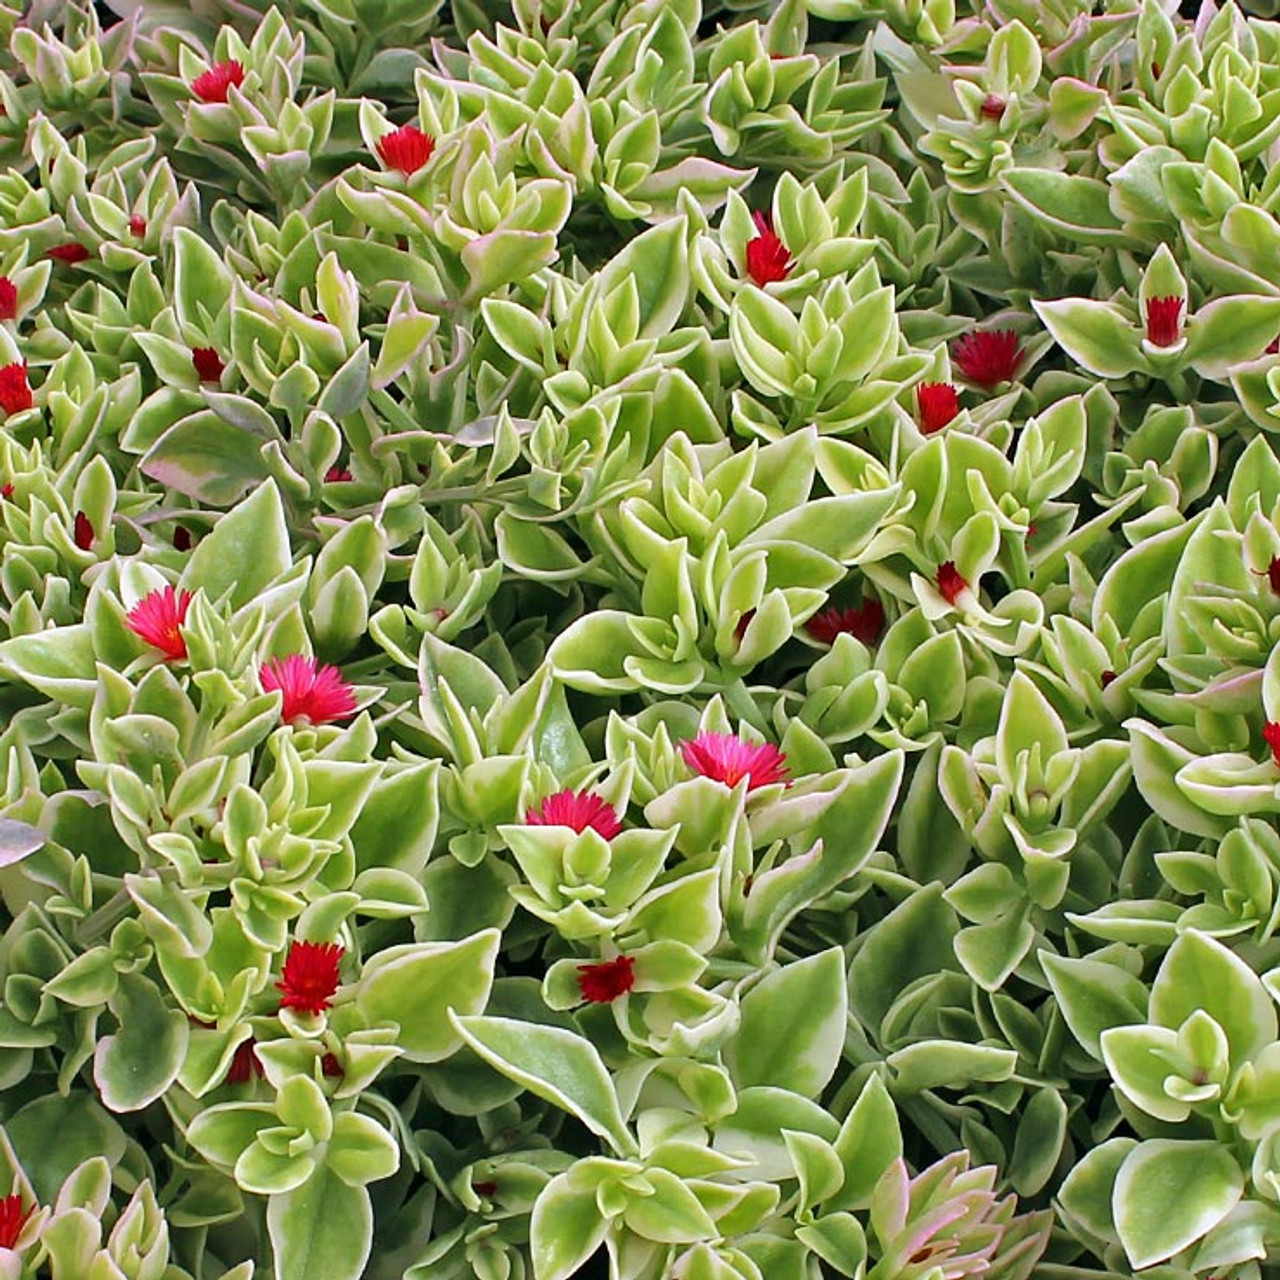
[1,0,1280,1277]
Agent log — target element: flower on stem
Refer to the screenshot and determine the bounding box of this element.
[260,654,357,727]
[226,1038,264,1084]
[46,242,90,264]
[126,585,193,661]
[936,561,969,605]
[576,955,635,1003]
[192,60,245,104]
[73,511,94,550]
[1265,722,1280,767]
[807,597,886,646]
[680,731,789,791]
[276,940,344,1015]
[952,329,1024,389]
[745,211,791,287]
[916,382,959,434]
[0,362,31,415]
[1145,296,1184,348]
[0,1195,33,1249]
[375,125,435,177]
[191,347,225,384]
[0,277,17,321]
[525,789,622,839]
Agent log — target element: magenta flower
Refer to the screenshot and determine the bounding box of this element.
[276,940,344,1015]
[576,955,636,1003]
[375,125,435,176]
[952,329,1025,389]
[680,731,789,791]
[525,788,622,839]
[260,654,357,727]
[807,597,886,646]
[1144,295,1184,348]
[192,60,245,104]
[745,211,791,287]
[0,363,31,415]
[126,585,193,661]
[916,382,959,433]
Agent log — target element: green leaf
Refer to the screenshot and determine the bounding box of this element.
[727,948,846,1095]
[1041,951,1150,1059]
[828,1073,901,1213]
[93,973,189,1112]
[453,1014,637,1156]
[1114,1139,1243,1269]
[1002,169,1129,243]
[267,1165,373,1280]
[180,480,292,610]
[529,1173,609,1280]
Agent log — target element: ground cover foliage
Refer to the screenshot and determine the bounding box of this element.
[2,0,1280,1276]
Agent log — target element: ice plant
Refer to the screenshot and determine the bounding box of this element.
[1265,721,1280,767]
[1145,296,1184,347]
[191,347,225,383]
[375,124,435,176]
[73,511,93,550]
[276,940,344,1015]
[125,585,193,661]
[807,597,886,646]
[260,654,358,727]
[916,382,960,433]
[952,329,1025,389]
[525,788,622,839]
[680,731,789,791]
[0,277,17,321]
[325,465,353,483]
[936,561,969,605]
[0,1194,33,1249]
[745,210,791,287]
[0,363,31,415]
[128,215,146,237]
[192,60,245,103]
[46,242,90,263]
[980,93,1006,119]
[576,955,636,1003]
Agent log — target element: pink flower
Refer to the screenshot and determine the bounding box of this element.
[1145,296,1184,348]
[576,955,636,1003]
[807,597,886,646]
[0,1194,33,1249]
[952,329,1025,389]
[936,561,969,605]
[276,940,344,1015]
[46,242,90,264]
[1265,722,1280,767]
[0,362,31,415]
[192,60,245,104]
[745,211,791,287]
[126,585,193,661]
[525,788,622,839]
[260,654,357,727]
[916,382,959,433]
[0,276,17,320]
[73,511,94,550]
[191,347,225,383]
[375,125,435,176]
[680,731,789,791]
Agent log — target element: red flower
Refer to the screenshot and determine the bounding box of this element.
[0,276,17,321]
[0,363,32,415]
[173,525,193,551]
[1145,296,1184,348]
[276,940,344,1015]
[46,242,90,264]
[191,347,225,383]
[1100,669,1117,688]
[952,329,1025,389]
[192,60,245,104]
[576,955,636,1003]
[73,510,94,550]
[745,211,791,287]
[1267,336,1279,356]
[324,465,352,483]
[980,94,1006,119]
[936,561,969,605]
[807,597,886,646]
[0,1194,33,1249]
[525,788,622,840]
[680,731,789,791]
[1,483,12,499]
[260,654,358,727]
[226,1038,264,1084]
[375,125,435,176]
[321,1051,344,1078]
[128,215,147,237]
[1265,721,1280,767]
[126,585,193,661]
[916,382,959,434]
